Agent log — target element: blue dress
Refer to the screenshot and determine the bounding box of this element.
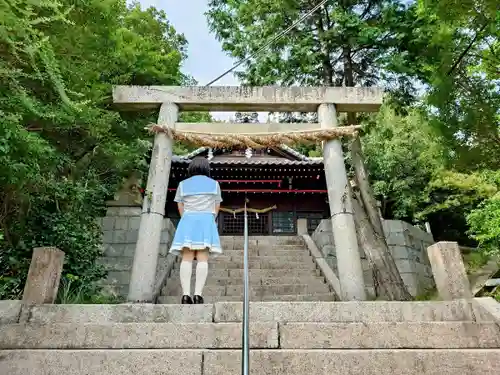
[169,175,222,257]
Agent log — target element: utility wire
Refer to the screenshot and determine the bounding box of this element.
[204,0,330,86]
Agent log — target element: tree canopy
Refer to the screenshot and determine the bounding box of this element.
[0,0,206,299]
[207,0,499,253]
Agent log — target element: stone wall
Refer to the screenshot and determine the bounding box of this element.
[312,219,435,298]
[97,206,176,297]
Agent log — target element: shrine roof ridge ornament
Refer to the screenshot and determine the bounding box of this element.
[112,85,383,112]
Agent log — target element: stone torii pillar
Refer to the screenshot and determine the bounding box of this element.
[127,103,177,302]
[319,103,366,300]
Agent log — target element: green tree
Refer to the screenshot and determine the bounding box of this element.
[207,0,411,90]
[390,0,499,170]
[467,190,500,256]
[419,170,500,246]
[0,0,204,299]
[361,107,445,221]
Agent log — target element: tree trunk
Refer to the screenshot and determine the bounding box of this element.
[350,137,385,240]
[340,46,411,300]
[350,185,413,301]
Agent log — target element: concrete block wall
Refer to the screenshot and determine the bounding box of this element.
[97,206,176,297]
[312,219,435,298]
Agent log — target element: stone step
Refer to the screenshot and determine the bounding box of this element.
[22,300,478,324]
[23,304,214,324]
[229,268,321,277]
[222,249,310,256]
[261,276,325,286]
[1,349,202,375]
[101,258,317,272]
[172,254,313,264]
[220,245,306,251]
[3,349,500,375]
[166,276,262,286]
[0,323,278,349]
[213,300,479,323]
[158,293,336,304]
[173,260,316,269]
[204,349,500,375]
[162,285,225,296]
[169,268,321,279]
[164,276,327,287]
[279,322,500,348]
[162,283,331,297]
[225,283,331,296]
[188,254,314,263]
[220,236,305,245]
[2,322,499,350]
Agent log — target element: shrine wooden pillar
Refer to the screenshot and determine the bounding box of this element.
[319,103,366,301]
[127,102,178,302]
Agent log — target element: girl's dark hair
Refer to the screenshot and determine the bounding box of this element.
[187,157,211,177]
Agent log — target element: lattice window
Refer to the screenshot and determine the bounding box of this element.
[272,211,295,234]
[221,213,269,235]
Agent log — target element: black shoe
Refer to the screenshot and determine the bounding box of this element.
[193,295,204,304]
[181,295,193,304]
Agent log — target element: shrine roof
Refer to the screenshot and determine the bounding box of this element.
[172,146,324,166]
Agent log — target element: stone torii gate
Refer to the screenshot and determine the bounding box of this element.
[112,85,383,303]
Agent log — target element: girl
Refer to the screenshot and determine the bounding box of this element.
[169,157,223,304]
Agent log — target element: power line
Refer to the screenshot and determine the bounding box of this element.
[205,0,330,86]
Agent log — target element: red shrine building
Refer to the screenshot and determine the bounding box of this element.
[166,146,330,235]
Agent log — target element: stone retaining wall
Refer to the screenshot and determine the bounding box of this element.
[312,219,435,297]
[97,206,176,297]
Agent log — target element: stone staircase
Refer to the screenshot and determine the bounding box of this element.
[158,235,336,303]
[2,298,500,374]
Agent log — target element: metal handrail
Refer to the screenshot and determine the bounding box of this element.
[242,196,250,375]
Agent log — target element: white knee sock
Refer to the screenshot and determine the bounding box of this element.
[194,262,209,296]
[179,261,192,296]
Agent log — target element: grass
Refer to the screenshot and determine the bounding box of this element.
[56,278,125,304]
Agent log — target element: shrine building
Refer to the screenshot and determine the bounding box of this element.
[166,146,329,236]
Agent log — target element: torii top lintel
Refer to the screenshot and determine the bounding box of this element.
[112,85,383,112]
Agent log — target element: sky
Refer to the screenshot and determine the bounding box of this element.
[135,0,245,121]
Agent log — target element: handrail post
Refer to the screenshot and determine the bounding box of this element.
[242,196,250,375]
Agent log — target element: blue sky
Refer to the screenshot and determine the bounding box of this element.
[136,0,241,121]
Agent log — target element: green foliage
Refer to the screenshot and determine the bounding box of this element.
[398,1,499,169]
[207,0,498,250]
[57,275,125,304]
[0,0,203,300]
[362,107,445,220]
[207,0,406,86]
[417,170,499,244]
[467,192,500,256]
[463,251,492,274]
